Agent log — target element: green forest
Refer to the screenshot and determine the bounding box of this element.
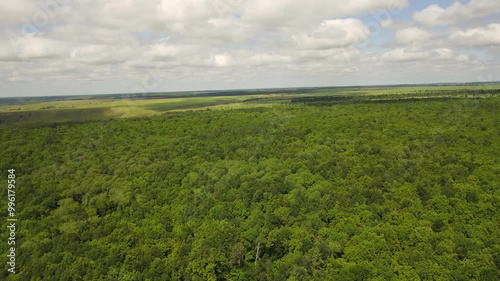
[1,94,500,280]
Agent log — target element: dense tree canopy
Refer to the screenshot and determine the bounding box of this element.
[1,96,499,280]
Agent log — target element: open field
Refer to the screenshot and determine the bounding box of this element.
[1,84,500,126]
[0,96,260,126]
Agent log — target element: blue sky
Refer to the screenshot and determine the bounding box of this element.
[0,0,499,97]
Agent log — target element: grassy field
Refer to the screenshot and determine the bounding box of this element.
[314,84,500,96]
[1,84,500,126]
[0,96,254,125]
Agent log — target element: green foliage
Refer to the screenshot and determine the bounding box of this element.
[1,95,499,280]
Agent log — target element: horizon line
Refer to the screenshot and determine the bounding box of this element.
[1,80,499,99]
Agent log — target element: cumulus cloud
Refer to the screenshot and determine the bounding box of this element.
[145,44,184,59]
[213,53,233,67]
[414,0,500,26]
[71,44,136,65]
[432,48,455,60]
[382,47,470,63]
[450,24,500,47]
[394,27,432,44]
[212,51,291,68]
[174,18,257,43]
[0,42,19,61]
[244,53,291,66]
[2,36,68,60]
[382,48,430,62]
[0,0,39,25]
[381,19,394,28]
[293,19,370,50]
[241,0,409,26]
[79,0,215,31]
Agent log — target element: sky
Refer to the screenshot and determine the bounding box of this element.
[0,0,499,97]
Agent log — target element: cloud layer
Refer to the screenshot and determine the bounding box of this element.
[414,0,500,26]
[0,0,499,96]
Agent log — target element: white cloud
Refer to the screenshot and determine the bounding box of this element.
[450,24,500,47]
[245,53,291,66]
[213,53,234,67]
[241,0,409,26]
[394,27,432,44]
[212,51,291,68]
[0,41,18,61]
[6,70,33,82]
[80,0,214,31]
[0,0,39,25]
[175,18,257,43]
[432,48,455,60]
[414,0,500,26]
[52,24,138,46]
[145,44,183,59]
[382,47,470,63]
[381,19,394,28]
[71,44,135,65]
[293,19,370,49]
[382,48,430,62]
[3,36,67,60]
